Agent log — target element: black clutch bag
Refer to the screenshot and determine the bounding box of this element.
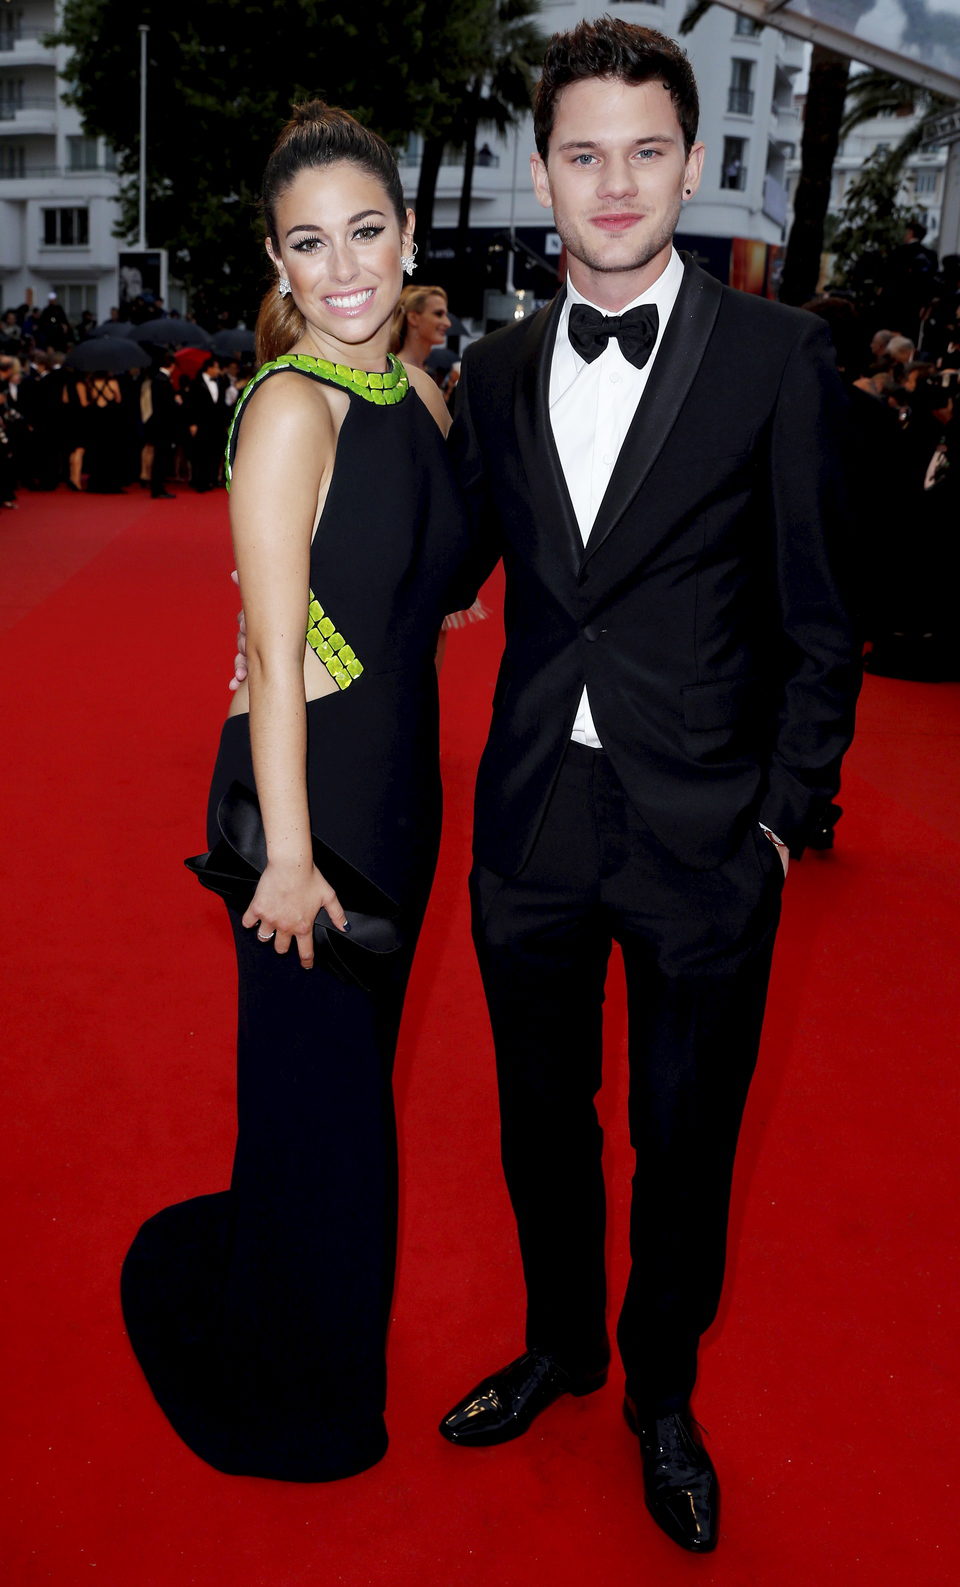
[185,780,401,991]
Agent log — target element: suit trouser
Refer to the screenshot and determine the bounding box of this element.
[471,742,783,1411]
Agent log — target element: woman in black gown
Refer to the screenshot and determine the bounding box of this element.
[122,103,472,1481]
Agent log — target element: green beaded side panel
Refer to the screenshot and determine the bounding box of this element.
[305,592,364,691]
[224,351,404,690]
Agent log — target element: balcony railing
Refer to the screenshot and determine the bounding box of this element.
[0,26,49,51]
[727,88,755,116]
[398,147,500,169]
[720,165,747,192]
[0,164,117,179]
[0,96,58,119]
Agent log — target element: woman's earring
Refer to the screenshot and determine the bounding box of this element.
[278,276,291,298]
[400,242,418,277]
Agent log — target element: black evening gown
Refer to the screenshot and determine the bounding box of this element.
[121,354,471,1480]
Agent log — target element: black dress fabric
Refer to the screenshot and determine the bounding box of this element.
[121,358,470,1480]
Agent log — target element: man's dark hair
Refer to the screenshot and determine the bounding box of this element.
[533,16,699,160]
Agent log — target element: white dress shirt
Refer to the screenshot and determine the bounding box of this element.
[549,248,684,747]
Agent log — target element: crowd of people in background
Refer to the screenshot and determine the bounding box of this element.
[0,293,255,509]
[0,285,465,514]
[804,227,960,681]
[0,226,957,682]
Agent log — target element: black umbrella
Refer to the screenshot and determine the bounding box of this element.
[130,318,213,349]
[65,337,146,373]
[87,320,138,339]
[211,327,256,357]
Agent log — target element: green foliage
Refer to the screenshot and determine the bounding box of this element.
[51,0,526,320]
[830,150,912,289]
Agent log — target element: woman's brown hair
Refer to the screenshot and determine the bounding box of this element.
[255,100,407,367]
[388,283,448,356]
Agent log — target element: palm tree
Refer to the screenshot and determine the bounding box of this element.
[839,67,950,174]
[413,0,545,260]
[454,0,546,252]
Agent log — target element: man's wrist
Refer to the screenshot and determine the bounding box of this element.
[759,823,787,849]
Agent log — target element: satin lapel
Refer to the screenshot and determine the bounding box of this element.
[581,260,723,567]
[513,292,583,579]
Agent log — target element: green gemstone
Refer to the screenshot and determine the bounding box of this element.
[346,658,363,678]
[329,631,344,650]
[338,645,355,664]
[333,669,350,689]
[325,657,340,677]
[308,599,323,622]
[368,370,383,389]
[318,616,335,639]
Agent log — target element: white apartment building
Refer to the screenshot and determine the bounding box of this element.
[785,93,950,262]
[0,0,124,321]
[403,0,806,301]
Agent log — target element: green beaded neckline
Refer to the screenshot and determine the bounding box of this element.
[225,351,408,489]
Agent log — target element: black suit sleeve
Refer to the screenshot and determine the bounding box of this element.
[760,319,861,851]
[446,350,503,610]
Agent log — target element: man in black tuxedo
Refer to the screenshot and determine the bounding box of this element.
[184,354,228,492]
[438,20,859,1553]
[146,351,180,499]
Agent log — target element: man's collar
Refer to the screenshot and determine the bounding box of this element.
[564,247,684,318]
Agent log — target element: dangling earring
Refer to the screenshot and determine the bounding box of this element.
[278,276,291,298]
[400,242,418,277]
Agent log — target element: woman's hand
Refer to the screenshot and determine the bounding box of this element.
[243,861,348,969]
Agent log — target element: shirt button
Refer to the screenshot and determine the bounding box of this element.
[609,372,621,384]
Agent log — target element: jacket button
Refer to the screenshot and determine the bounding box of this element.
[583,622,604,642]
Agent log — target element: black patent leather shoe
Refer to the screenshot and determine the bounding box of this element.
[624,1397,719,1553]
[439,1350,607,1447]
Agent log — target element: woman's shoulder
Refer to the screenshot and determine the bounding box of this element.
[228,363,339,486]
[234,361,339,438]
[404,363,450,436]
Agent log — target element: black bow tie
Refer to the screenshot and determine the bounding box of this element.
[567,302,659,370]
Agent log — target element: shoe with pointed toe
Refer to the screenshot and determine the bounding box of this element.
[625,1397,719,1553]
[439,1349,607,1447]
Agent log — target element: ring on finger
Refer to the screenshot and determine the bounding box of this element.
[257,929,275,942]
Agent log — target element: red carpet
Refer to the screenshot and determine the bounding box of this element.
[2,487,958,1585]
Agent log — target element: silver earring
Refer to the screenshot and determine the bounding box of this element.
[278,276,291,298]
[400,242,418,277]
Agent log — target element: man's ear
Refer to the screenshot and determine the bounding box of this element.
[683,142,705,199]
[530,152,553,212]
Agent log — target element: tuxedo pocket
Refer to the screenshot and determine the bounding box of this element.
[681,677,756,732]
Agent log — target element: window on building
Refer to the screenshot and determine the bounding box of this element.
[51,283,98,321]
[42,207,90,247]
[913,169,938,195]
[721,137,747,191]
[734,15,762,35]
[104,145,118,172]
[728,60,755,117]
[0,144,25,177]
[0,76,24,116]
[67,135,100,171]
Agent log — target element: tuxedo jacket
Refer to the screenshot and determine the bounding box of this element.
[184,375,227,441]
[147,371,178,441]
[450,257,860,877]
